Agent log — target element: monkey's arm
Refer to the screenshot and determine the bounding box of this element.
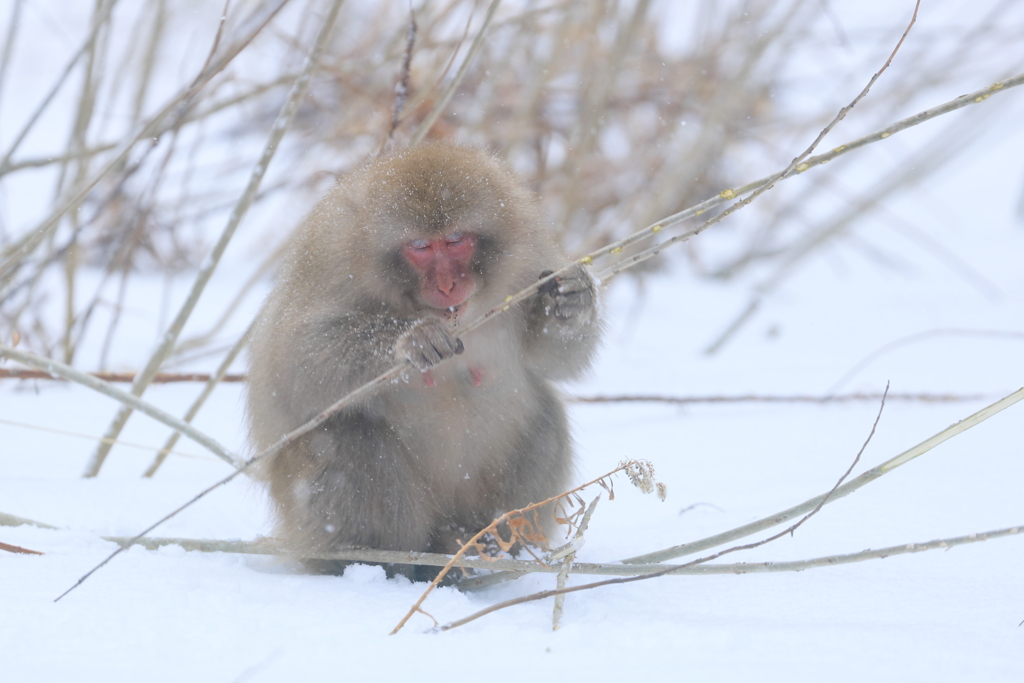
[263,309,460,425]
[524,265,602,380]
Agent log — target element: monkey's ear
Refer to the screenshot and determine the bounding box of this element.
[538,270,558,297]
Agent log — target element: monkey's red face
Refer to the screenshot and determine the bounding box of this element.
[401,232,478,311]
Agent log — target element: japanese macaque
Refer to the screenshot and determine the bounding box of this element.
[246,143,602,576]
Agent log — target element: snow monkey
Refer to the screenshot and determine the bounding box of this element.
[246,143,602,576]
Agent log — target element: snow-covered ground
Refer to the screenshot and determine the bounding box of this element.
[2,1,1024,681]
[4,174,1023,678]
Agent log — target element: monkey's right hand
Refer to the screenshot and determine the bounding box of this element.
[395,317,465,372]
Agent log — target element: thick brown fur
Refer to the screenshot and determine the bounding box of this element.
[246,143,601,576]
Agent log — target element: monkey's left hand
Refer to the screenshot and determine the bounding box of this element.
[537,265,597,324]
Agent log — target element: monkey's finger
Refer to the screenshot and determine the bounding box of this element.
[425,346,445,366]
[555,277,590,295]
[553,291,594,320]
[538,270,559,297]
[554,304,587,320]
[426,329,460,356]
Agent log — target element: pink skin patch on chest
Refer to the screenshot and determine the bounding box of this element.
[420,367,485,387]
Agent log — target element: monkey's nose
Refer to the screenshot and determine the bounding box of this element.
[437,278,456,294]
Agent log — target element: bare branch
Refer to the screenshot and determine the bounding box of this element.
[0,0,292,288]
[143,324,252,477]
[3,366,990,406]
[409,0,501,145]
[437,524,1024,632]
[81,0,344,477]
[0,511,58,530]
[0,415,213,462]
[594,0,921,281]
[828,329,1024,394]
[216,69,1024,478]
[552,495,600,630]
[624,386,1024,564]
[385,9,417,144]
[3,524,1014,579]
[0,345,242,469]
[390,461,648,635]
[569,392,987,405]
[53,461,254,602]
[0,0,118,173]
[436,386,888,632]
[0,541,43,555]
[0,369,246,383]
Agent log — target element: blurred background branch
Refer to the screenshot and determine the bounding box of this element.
[1,0,1021,381]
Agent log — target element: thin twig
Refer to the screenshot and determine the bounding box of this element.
[569,392,987,405]
[623,386,1024,564]
[81,0,344,477]
[212,70,1024,484]
[438,384,890,631]
[460,384,1024,588]
[594,0,921,282]
[143,324,253,477]
[390,462,649,635]
[0,0,118,174]
[703,113,995,355]
[0,541,43,555]
[437,524,1023,631]
[2,367,991,404]
[0,0,291,288]
[0,416,212,462]
[13,524,1016,578]
[828,329,1024,394]
[53,460,254,602]
[552,495,600,630]
[0,369,246,383]
[409,0,501,145]
[0,0,24,130]
[0,511,58,530]
[591,70,1024,279]
[0,143,119,178]
[0,345,242,468]
[385,9,416,144]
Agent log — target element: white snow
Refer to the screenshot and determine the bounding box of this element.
[2,1,1024,681]
[4,166,1023,677]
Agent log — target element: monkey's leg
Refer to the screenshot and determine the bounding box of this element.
[267,412,436,575]
[428,384,573,563]
[500,388,574,550]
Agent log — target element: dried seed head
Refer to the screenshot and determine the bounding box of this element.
[620,459,659,495]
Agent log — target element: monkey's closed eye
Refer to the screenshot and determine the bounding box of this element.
[409,239,430,250]
[445,232,465,244]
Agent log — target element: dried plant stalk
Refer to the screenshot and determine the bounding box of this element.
[82,0,345,477]
[390,460,663,635]
[0,344,242,468]
[624,386,1024,564]
[142,323,252,477]
[437,524,1024,632]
